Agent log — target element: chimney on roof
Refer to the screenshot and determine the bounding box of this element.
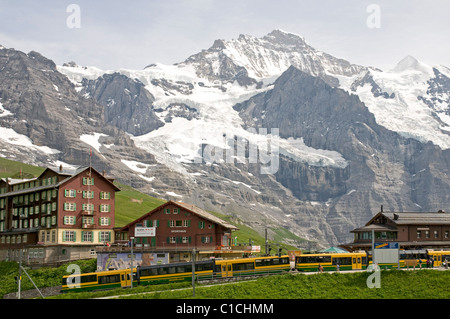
[102,170,106,176]
[380,205,383,212]
[59,164,63,172]
[393,213,399,220]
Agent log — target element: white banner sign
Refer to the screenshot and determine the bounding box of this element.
[135,226,156,237]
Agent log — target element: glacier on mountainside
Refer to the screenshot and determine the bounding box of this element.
[345,55,450,150]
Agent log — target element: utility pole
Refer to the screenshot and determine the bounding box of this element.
[372,229,375,267]
[130,237,134,289]
[192,248,196,298]
[18,249,22,299]
[265,228,268,256]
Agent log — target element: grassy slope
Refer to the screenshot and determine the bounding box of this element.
[121,270,450,299]
[113,182,166,227]
[0,157,45,179]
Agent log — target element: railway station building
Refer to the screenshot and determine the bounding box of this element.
[96,201,241,270]
[342,206,450,253]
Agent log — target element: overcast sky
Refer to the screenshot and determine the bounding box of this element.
[0,0,449,71]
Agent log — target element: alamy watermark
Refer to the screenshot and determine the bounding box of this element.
[366,4,381,29]
[366,264,381,288]
[66,4,81,29]
[66,264,81,288]
[192,127,280,175]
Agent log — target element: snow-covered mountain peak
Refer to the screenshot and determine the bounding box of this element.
[349,55,450,150]
[183,29,366,84]
[264,29,308,47]
[391,55,433,76]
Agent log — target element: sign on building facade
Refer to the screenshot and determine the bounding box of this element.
[134,227,156,237]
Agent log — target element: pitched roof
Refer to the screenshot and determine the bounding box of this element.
[175,201,238,230]
[48,166,120,191]
[120,200,238,231]
[364,210,450,227]
[0,165,120,198]
[382,211,450,225]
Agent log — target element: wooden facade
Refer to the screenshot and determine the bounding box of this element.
[343,208,450,251]
[0,165,119,265]
[114,201,239,261]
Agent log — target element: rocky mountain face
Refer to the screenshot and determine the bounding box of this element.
[0,48,100,161]
[80,72,163,136]
[0,30,449,248]
[0,46,159,188]
[234,66,450,241]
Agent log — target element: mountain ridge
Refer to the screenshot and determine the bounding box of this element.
[0,30,449,248]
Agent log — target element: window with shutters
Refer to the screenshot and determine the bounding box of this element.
[83,216,94,225]
[82,231,93,242]
[144,219,159,227]
[83,190,94,199]
[100,204,110,213]
[64,189,76,198]
[82,203,94,212]
[100,192,110,199]
[64,216,76,225]
[201,236,213,244]
[64,231,76,242]
[99,217,111,226]
[83,177,94,185]
[64,202,76,211]
[99,231,111,242]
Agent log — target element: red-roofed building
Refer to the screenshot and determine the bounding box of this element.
[110,200,241,263]
[0,165,120,265]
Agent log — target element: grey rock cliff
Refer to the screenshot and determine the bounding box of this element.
[234,66,450,243]
[80,72,164,136]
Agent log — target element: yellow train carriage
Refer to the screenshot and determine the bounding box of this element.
[62,268,136,292]
[215,255,290,278]
[137,260,214,285]
[425,250,450,268]
[295,252,367,272]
